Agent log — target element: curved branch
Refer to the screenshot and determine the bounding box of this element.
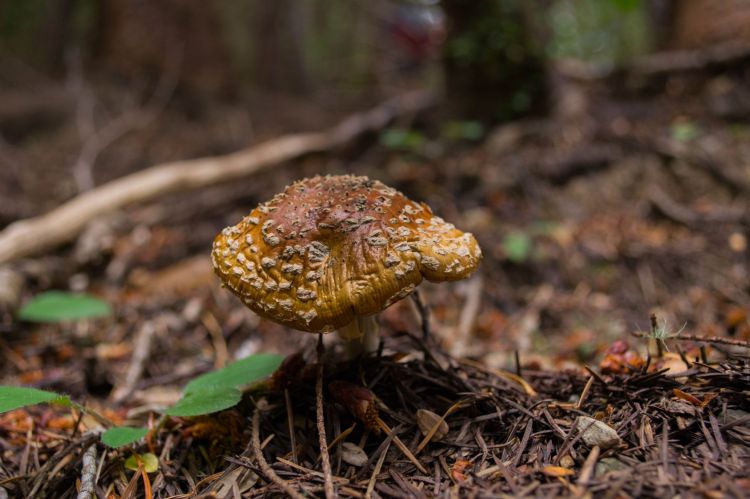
[0,90,435,264]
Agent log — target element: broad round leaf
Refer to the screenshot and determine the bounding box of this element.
[0,386,68,413]
[101,427,149,448]
[183,353,284,395]
[19,291,111,323]
[165,388,242,417]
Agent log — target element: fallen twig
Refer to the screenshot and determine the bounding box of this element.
[631,330,750,349]
[0,90,435,264]
[631,40,750,75]
[276,457,349,484]
[451,275,483,358]
[75,443,97,499]
[576,445,600,487]
[251,402,305,499]
[648,184,747,226]
[461,358,538,397]
[575,376,595,411]
[314,423,357,466]
[374,417,428,474]
[27,433,99,498]
[366,429,395,499]
[111,322,157,404]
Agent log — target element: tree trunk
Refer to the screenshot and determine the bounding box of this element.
[651,0,750,50]
[441,0,548,123]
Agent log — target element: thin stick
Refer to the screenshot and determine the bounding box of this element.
[317,334,335,499]
[76,443,97,499]
[202,312,229,369]
[575,376,595,411]
[461,358,537,396]
[375,417,428,474]
[111,321,156,403]
[314,423,357,465]
[276,457,349,484]
[27,433,100,498]
[366,430,395,499]
[452,275,483,357]
[284,389,298,464]
[415,399,465,454]
[252,404,305,499]
[0,90,435,264]
[577,445,600,486]
[651,313,665,357]
[632,330,750,348]
[411,291,431,340]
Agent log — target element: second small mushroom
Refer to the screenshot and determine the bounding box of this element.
[212,174,482,355]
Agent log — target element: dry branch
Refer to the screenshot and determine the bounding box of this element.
[252,402,305,499]
[631,330,750,348]
[110,321,157,404]
[631,40,750,75]
[75,443,97,499]
[0,90,435,264]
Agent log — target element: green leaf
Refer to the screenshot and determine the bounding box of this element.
[670,121,699,143]
[165,388,242,417]
[125,452,159,473]
[503,232,532,263]
[0,386,69,413]
[101,426,149,448]
[19,291,111,323]
[183,353,284,395]
[441,121,485,141]
[164,353,283,417]
[380,128,425,152]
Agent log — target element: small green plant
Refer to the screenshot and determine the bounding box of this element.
[124,452,159,473]
[0,386,70,412]
[648,313,687,354]
[167,353,283,416]
[0,353,284,447]
[441,121,485,142]
[502,222,565,264]
[670,121,699,143]
[6,291,285,446]
[380,127,426,153]
[502,232,533,263]
[18,291,111,322]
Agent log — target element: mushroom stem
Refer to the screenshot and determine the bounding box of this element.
[337,315,379,358]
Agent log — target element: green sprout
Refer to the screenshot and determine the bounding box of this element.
[648,313,686,355]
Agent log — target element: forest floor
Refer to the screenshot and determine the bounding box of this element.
[0,59,749,497]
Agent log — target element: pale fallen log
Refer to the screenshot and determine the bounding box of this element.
[0,91,435,264]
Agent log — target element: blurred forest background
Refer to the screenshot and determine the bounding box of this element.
[1,0,749,374]
[1,0,749,497]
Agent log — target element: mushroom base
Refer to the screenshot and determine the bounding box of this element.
[337,315,379,358]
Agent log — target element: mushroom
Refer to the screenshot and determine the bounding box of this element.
[211,174,482,356]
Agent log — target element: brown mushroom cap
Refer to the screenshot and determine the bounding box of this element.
[211,175,481,333]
